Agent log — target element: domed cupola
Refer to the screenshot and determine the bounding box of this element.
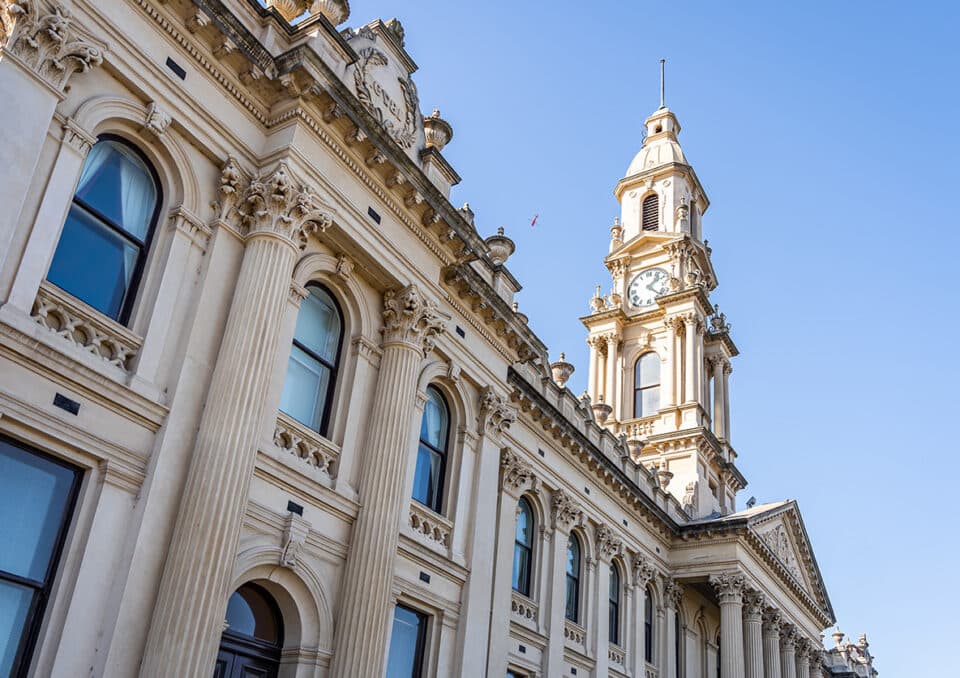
[623,107,688,177]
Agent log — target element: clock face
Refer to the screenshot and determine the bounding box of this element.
[627,268,670,308]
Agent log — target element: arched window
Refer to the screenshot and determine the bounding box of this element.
[412,386,449,513]
[675,612,683,677]
[609,562,622,645]
[217,583,283,678]
[565,534,581,622]
[512,497,534,596]
[47,137,161,323]
[634,353,661,418]
[280,284,343,435]
[641,194,659,231]
[644,586,655,663]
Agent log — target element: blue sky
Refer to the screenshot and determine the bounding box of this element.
[346,1,959,672]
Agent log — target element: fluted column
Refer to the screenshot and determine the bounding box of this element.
[743,589,766,678]
[485,449,534,677]
[662,318,679,407]
[795,640,811,678]
[710,572,746,678]
[780,625,798,678]
[762,610,783,678]
[711,356,725,438]
[545,489,583,676]
[593,526,622,676]
[605,333,620,418]
[683,316,697,403]
[141,163,332,676]
[588,336,601,403]
[329,285,447,678]
[808,647,825,678]
[722,360,732,441]
[664,579,682,678]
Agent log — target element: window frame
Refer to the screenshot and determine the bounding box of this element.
[412,386,450,514]
[0,434,81,678]
[641,193,659,232]
[564,534,582,623]
[387,603,429,678]
[285,283,344,436]
[52,134,163,325]
[609,561,622,646]
[512,496,534,597]
[634,352,661,418]
[644,585,655,663]
[219,582,285,665]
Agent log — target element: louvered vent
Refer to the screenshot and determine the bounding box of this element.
[641,194,659,231]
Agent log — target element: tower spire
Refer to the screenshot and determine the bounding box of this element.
[659,58,666,109]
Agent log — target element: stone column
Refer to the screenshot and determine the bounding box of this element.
[780,625,798,678]
[662,318,678,407]
[605,332,619,417]
[484,448,534,678]
[808,648,825,678]
[588,335,601,403]
[593,526,622,676]
[722,360,732,441]
[695,321,706,406]
[762,610,783,678]
[0,0,104,295]
[140,164,332,676]
[545,489,583,676]
[710,572,746,678]
[630,558,657,678]
[742,589,766,678]
[795,640,811,678]
[329,285,447,678]
[683,316,698,403]
[711,356,725,438]
[664,579,683,678]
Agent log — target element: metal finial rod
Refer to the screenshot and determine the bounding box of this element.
[659,58,666,109]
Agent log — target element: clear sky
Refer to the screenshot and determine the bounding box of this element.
[345,1,959,672]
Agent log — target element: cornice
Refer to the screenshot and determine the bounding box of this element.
[614,161,709,211]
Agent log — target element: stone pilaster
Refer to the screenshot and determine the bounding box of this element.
[630,556,657,677]
[485,447,534,677]
[140,163,332,676]
[710,572,746,678]
[329,284,447,678]
[683,315,698,403]
[710,355,725,438]
[722,359,732,441]
[664,578,683,678]
[592,524,622,676]
[661,317,679,407]
[545,488,583,676]
[762,609,783,678]
[743,588,765,678]
[587,335,601,403]
[780,625,798,678]
[604,332,619,417]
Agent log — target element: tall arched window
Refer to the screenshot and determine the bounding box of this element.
[644,586,655,663]
[634,353,661,418]
[412,386,449,513]
[217,583,283,678]
[280,284,343,435]
[47,137,161,323]
[609,562,622,645]
[512,497,534,596]
[565,534,581,622]
[641,194,659,231]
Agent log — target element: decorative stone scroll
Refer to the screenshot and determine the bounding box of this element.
[664,578,684,609]
[499,448,533,494]
[762,608,782,633]
[595,524,623,561]
[351,45,419,149]
[381,284,448,356]
[757,522,804,583]
[632,554,658,588]
[2,0,105,92]
[279,512,310,569]
[709,571,746,604]
[238,163,333,247]
[743,588,766,622]
[479,386,517,435]
[550,488,583,532]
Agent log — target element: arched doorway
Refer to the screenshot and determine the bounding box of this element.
[215,583,284,678]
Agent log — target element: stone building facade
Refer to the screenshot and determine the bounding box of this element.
[0,1,874,677]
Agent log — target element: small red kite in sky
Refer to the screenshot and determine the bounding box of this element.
[530,213,539,227]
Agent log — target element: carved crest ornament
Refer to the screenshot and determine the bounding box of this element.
[757,522,805,584]
[352,45,419,149]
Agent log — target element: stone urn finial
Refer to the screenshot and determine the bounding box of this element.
[485,227,515,266]
[657,465,674,489]
[550,353,575,388]
[590,285,605,312]
[832,629,845,647]
[626,437,644,460]
[591,395,612,424]
[268,0,310,21]
[423,109,453,150]
[310,0,350,24]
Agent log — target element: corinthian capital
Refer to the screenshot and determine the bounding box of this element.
[762,608,782,634]
[499,447,533,495]
[550,488,583,532]
[479,386,517,436]
[595,524,623,562]
[743,588,766,621]
[709,571,746,604]
[664,578,684,609]
[2,0,106,92]
[381,284,448,355]
[632,554,658,588]
[780,624,798,650]
[239,163,333,247]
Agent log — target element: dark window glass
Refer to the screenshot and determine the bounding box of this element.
[644,586,654,663]
[46,138,160,322]
[675,612,682,677]
[0,437,79,678]
[412,387,449,513]
[634,353,661,418]
[565,535,581,622]
[386,604,428,678]
[512,498,534,596]
[609,563,621,645]
[219,583,283,678]
[642,194,659,231]
[279,284,343,434]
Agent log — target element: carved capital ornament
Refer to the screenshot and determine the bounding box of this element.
[239,163,333,248]
[479,386,517,435]
[381,284,448,356]
[499,448,533,494]
[550,488,583,532]
[709,571,746,604]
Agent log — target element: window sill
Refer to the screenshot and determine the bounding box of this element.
[406,500,452,555]
[510,591,539,631]
[608,642,625,667]
[563,619,586,651]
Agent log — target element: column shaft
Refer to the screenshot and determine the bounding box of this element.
[588,338,599,403]
[744,614,765,678]
[719,600,746,678]
[684,319,696,403]
[605,335,619,416]
[712,359,725,438]
[662,321,676,407]
[140,231,298,676]
[545,529,570,675]
[485,486,521,677]
[763,629,782,678]
[781,643,797,678]
[722,364,732,441]
[593,560,610,675]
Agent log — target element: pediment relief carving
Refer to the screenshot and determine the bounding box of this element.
[753,516,810,593]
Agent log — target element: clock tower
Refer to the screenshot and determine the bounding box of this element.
[582,104,746,518]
